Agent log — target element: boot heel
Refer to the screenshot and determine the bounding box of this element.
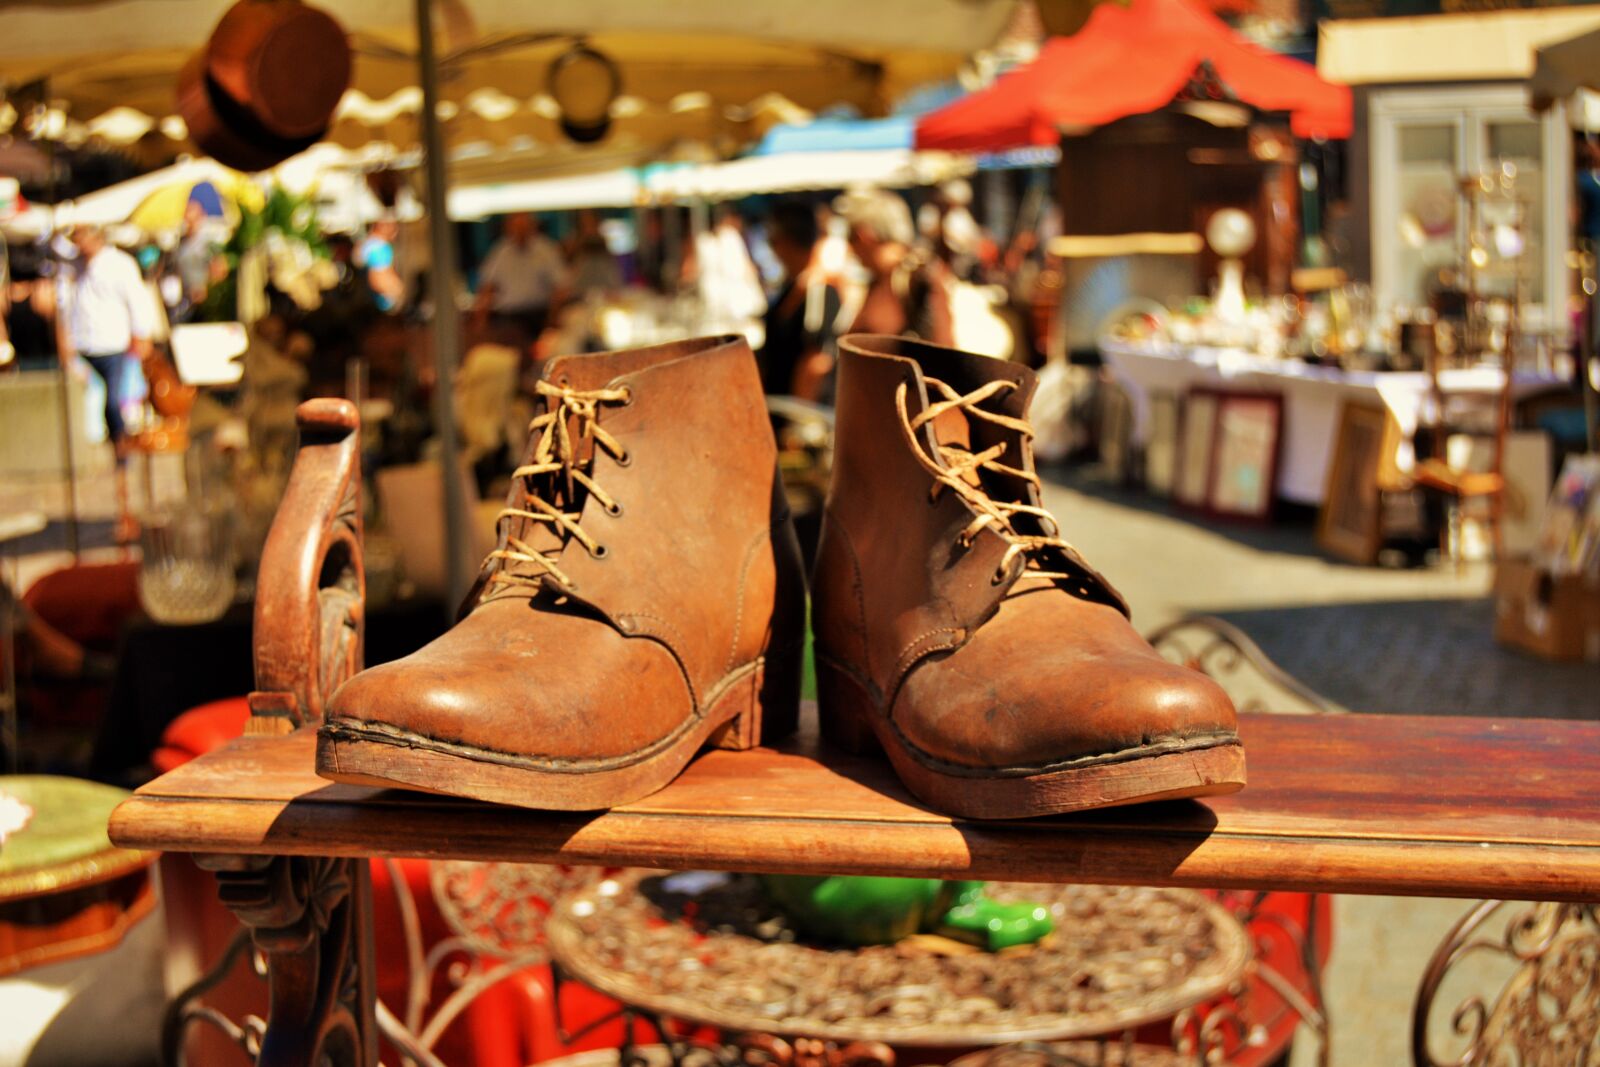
[757,641,801,747]
[816,658,882,756]
[709,661,766,751]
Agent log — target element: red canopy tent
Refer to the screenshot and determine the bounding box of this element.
[914,0,1352,150]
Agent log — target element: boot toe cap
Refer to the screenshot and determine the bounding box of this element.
[892,601,1239,771]
[325,607,695,763]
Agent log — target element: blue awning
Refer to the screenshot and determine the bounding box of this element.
[754,110,1057,170]
[753,116,916,155]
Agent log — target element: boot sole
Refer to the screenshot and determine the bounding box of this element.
[316,656,788,810]
[818,657,1246,820]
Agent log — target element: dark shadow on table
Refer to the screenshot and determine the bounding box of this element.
[1200,598,1600,719]
[91,595,450,785]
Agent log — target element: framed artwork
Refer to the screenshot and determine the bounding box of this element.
[1176,388,1283,521]
[1098,379,1133,484]
[1208,393,1283,520]
[1174,391,1217,508]
[1144,391,1179,498]
[1318,402,1402,565]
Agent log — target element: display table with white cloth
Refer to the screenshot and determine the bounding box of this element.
[1099,339,1565,504]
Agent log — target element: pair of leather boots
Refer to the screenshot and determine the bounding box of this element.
[318,334,1244,819]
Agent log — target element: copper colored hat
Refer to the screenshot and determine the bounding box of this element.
[174,0,350,172]
[176,51,321,172]
[206,0,351,140]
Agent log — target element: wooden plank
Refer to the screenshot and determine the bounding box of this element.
[109,711,1600,901]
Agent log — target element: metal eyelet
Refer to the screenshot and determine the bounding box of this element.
[615,451,633,468]
[991,566,1010,585]
[605,500,624,517]
[618,387,635,406]
[590,544,610,560]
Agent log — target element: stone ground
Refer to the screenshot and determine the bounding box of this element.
[5,452,1594,1065]
[1040,466,1599,1067]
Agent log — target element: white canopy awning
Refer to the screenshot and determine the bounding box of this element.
[646,149,971,202]
[444,148,972,217]
[0,0,1017,159]
[448,170,642,219]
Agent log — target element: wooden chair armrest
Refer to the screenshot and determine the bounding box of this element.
[248,399,365,735]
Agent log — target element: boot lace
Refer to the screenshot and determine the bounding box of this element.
[895,375,1076,583]
[486,379,631,594]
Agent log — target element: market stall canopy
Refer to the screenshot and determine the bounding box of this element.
[1530,24,1600,109]
[447,169,642,219]
[1318,7,1600,86]
[50,156,259,228]
[0,0,1018,159]
[914,0,1352,151]
[754,115,918,155]
[446,146,972,216]
[646,148,970,201]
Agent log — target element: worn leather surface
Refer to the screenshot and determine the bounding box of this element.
[327,335,804,762]
[813,334,1237,770]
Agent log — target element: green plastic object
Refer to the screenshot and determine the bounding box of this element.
[941,897,1057,951]
[760,875,1053,951]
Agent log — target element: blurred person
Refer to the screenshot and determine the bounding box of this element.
[567,209,622,297]
[473,212,566,348]
[57,225,155,453]
[759,200,842,401]
[689,206,767,326]
[57,225,157,542]
[358,218,404,313]
[835,188,953,345]
[1578,135,1600,246]
[934,179,983,281]
[303,233,379,394]
[636,209,670,292]
[174,195,226,320]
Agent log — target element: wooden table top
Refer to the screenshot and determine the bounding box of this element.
[109,710,1600,901]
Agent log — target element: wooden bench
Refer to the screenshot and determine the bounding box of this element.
[107,401,1600,1067]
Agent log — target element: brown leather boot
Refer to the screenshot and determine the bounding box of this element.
[812,335,1244,819]
[318,335,805,809]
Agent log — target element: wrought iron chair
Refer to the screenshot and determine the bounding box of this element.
[1146,615,1335,1067]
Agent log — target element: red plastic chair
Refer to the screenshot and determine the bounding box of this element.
[21,560,141,728]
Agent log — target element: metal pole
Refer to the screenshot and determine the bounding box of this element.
[415,0,471,608]
[43,133,80,557]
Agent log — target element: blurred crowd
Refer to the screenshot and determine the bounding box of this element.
[2,179,1054,507]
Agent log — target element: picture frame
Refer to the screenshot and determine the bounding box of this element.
[1175,387,1283,521]
[1317,401,1403,565]
[1098,378,1134,484]
[1174,390,1217,509]
[1207,392,1283,521]
[1144,391,1180,498]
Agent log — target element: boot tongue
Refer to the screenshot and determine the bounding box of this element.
[492,387,595,590]
[929,406,982,490]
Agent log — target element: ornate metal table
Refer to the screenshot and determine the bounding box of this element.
[545,870,1249,1051]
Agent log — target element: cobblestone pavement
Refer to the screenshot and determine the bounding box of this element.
[1043,468,1598,717]
[1042,467,1598,1066]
